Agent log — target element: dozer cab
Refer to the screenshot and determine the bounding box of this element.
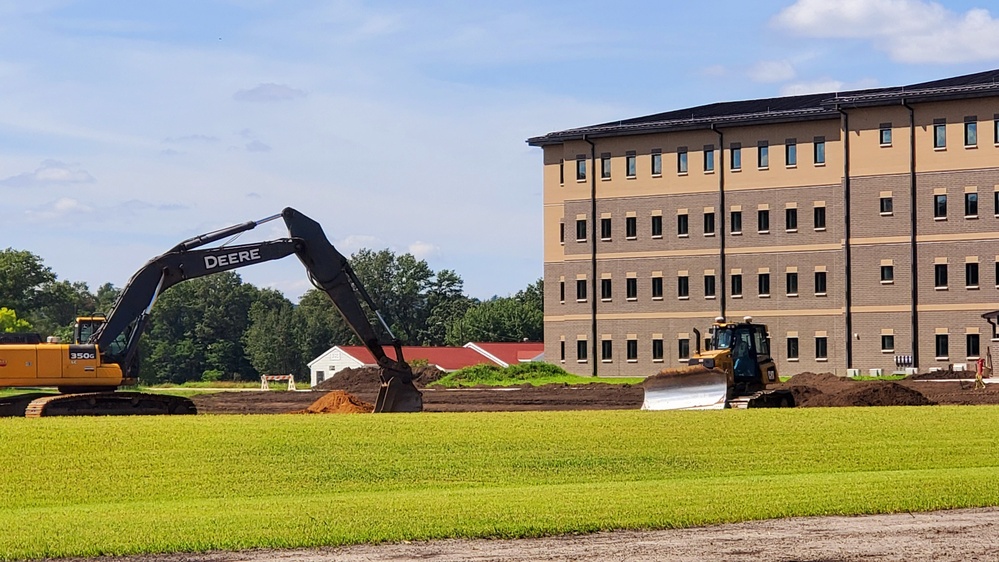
[642,316,793,410]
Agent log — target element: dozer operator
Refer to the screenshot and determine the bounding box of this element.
[0,208,423,417]
[642,316,793,410]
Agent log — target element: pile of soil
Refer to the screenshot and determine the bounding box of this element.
[313,365,446,396]
[907,369,979,381]
[295,390,373,414]
[779,372,935,407]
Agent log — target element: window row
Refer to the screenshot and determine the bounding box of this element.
[559,271,829,302]
[917,115,999,150]
[930,191,999,219]
[560,138,827,183]
[559,337,693,363]
[563,207,828,243]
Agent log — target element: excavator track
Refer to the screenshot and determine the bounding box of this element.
[728,389,795,409]
[23,392,197,417]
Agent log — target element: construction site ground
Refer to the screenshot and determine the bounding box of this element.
[175,371,999,562]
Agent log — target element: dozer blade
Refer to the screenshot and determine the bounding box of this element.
[641,365,728,410]
[373,376,423,413]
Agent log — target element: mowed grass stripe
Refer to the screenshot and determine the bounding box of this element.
[0,407,997,559]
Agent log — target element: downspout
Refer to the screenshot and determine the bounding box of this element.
[837,106,854,369]
[711,124,726,320]
[583,135,598,377]
[902,100,919,370]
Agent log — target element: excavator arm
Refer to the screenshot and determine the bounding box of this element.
[92,207,422,413]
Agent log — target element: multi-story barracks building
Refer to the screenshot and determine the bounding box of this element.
[528,68,999,377]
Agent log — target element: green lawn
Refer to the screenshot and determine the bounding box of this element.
[0,407,998,559]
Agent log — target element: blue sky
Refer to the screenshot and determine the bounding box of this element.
[3,0,999,301]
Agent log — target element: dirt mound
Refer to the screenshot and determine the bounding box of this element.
[800,382,935,407]
[784,372,843,387]
[295,390,373,414]
[642,365,720,387]
[313,365,446,394]
[906,369,978,381]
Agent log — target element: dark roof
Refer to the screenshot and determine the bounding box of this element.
[527,68,999,147]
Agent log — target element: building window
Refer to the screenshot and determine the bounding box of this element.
[785,208,798,232]
[704,146,715,172]
[559,222,565,244]
[677,275,689,298]
[814,206,826,230]
[785,139,797,166]
[814,137,826,164]
[601,339,613,362]
[786,272,798,296]
[731,211,742,234]
[560,341,565,362]
[703,212,715,236]
[626,278,637,300]
[934,122,946,149]
[881,265,894,284]
[652,276,663,299]
[627,339,638,361]
[758,273,770,297]
[880,196,893,215]
[651,151,662,176]
[758,142,769,168]
[965,118,978,147]
[995,191,999,216]
[966,262,980,288]
[600,154,611,179]
[677,148,688,174]
[965,193,978,217]
[995,115,999,145]
[815,337,828,360]
[935,334,948,359]
[559,280,566,303]
[704,275,716,298]
[600,218,611,240]
[935,264,948,289]
[815,271,827,295]
[651,215,663,237]
[881,335,894,352]
[731,274,743,297]
[731,143,742,170]
[787,337,799,360]
[576,279,587,301]
[934,194,947,219]
[577,340,588,362]
[626,216,637,239]
[576,157,587,180]
[758,209,770,233]
[678,338,690,360]
[576,219,587,241]
[880,124,892,146]
[626,153,637,177]
[968,334,981,358]
[601,278,612,301]
[677,214,689,236]
[652,338,664,361]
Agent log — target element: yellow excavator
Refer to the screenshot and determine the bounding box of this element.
[642,316,793,409]
[0,207,423,417]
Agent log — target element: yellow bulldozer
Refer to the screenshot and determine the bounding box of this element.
[642,316,794,409]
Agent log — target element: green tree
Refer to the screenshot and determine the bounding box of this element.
[0,308,32,333]
[32,280,99,337]
[446,279,544,345]
[244,289,305,379]
[0,248,56,318]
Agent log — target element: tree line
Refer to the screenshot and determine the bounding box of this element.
[0,247,543,384]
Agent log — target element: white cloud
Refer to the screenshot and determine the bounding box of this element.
[337,234,381,255]
[0,160,95,187]
[774,0,999,63]
[408,241,439,259]
[780,77,881,96]
[701,64,727,78]
[748,60,796,83]
[245,140,271,152]
[233,83,307,103]
[24,197,95,221]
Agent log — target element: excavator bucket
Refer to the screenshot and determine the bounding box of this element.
[641,365,729,410]
[374,375,424,413]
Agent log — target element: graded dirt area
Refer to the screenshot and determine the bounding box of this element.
[60,507,999,562]
[190,368,999,414]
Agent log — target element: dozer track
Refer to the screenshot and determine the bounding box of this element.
[23,392,197,417]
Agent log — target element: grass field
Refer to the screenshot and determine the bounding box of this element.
[1,407,998,560]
